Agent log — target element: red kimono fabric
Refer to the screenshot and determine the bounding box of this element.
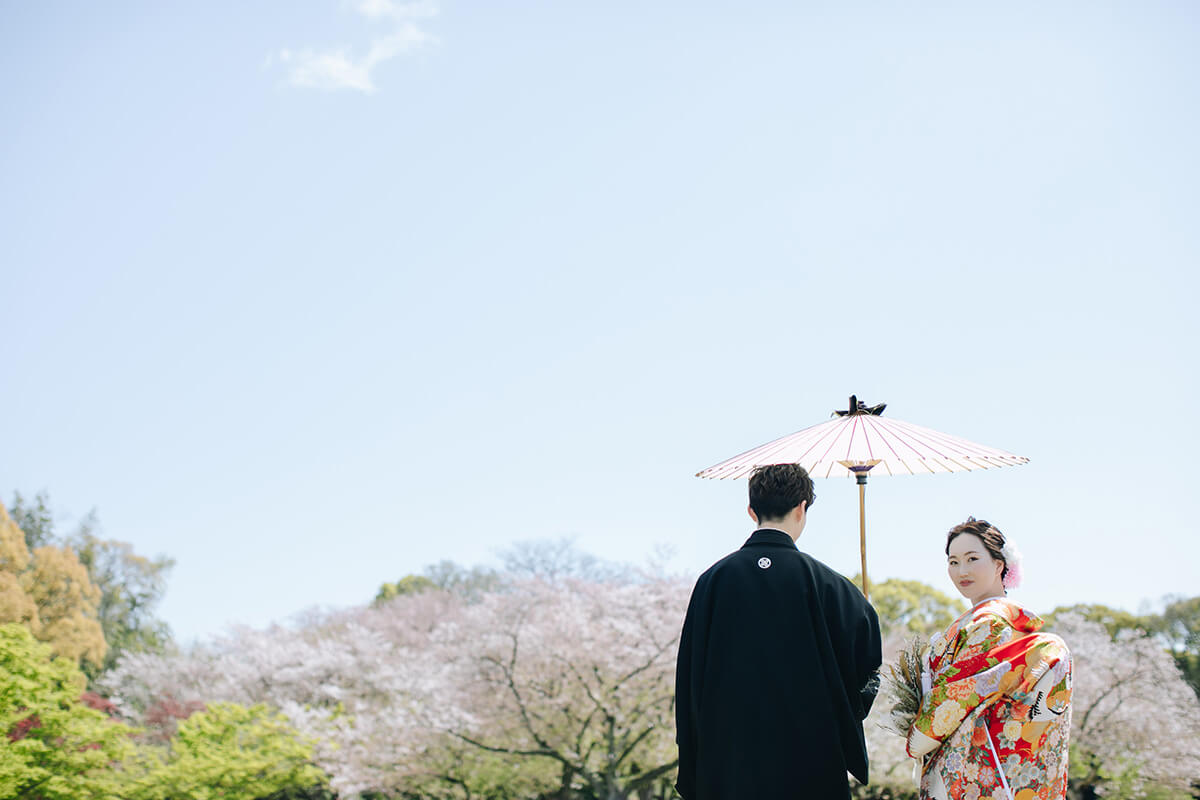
[906,598,1072,800]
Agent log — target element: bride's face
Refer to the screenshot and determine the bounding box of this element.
[947,533,1005,604]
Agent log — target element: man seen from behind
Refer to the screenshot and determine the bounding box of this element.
[674,463,882,800]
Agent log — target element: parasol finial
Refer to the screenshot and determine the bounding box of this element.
[834,395,887,417]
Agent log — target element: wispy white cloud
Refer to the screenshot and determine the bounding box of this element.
[274,1,438,94]
[355,0,437,22]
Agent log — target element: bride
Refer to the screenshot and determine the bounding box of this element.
[906,518,1072,800]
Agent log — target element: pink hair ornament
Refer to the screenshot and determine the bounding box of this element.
[1001,540,1023,589]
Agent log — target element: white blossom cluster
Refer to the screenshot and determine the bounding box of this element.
[101,583,1199,798]
[1050,613,1200,796]
[101,579,688,798]
[102,590,463,796]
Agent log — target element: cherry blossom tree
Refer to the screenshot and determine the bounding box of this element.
[102,566,1200,800]
[424,578,687,800]
[1049,613,1200,799]
[103,578,686,799]
[102,592,457,797]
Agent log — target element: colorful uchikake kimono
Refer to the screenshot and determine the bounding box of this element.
[906,598,1072,800]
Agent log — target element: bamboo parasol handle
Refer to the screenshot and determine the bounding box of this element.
[857,473,869,601]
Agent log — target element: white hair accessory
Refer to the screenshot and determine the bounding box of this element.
[1000,540,1023,589]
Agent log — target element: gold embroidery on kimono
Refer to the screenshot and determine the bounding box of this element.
[906,598,1072,800]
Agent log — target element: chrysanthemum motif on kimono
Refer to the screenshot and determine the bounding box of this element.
[966,622,993,647]
[974,662,1012,696]
[933,700,967,736]
[906,598,1073,800]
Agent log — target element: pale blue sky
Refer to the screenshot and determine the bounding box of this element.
[3,1,1197,642]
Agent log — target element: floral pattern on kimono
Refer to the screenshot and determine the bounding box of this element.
[906,598,1072,800]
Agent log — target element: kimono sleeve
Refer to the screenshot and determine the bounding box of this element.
[906,611,1012,758]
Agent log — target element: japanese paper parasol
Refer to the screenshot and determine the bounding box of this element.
[695,396,1028,600]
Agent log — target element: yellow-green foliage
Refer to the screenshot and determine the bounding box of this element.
[126,703,326,800]
[0,509,36,628]
[0,572,37,630]
[374,573,436,605]
[1,622,328,799]
[0,623,133,800]
[0,506,106,669]
[25,546,106,666]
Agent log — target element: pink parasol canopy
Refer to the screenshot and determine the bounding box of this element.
[696,396,1028,599]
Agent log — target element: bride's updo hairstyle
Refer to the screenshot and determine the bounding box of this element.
[945,517,1009,582]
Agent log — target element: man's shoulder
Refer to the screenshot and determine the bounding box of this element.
[693,549,741,587]
[800,551,859,588]
[697,540,843,582]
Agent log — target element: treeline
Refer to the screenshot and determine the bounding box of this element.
[1,491,174,680]
[1,495,326,798]
[2,495,1199,800]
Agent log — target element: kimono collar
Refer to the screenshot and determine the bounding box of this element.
[742,528,799,549]
[974,596,1046,634]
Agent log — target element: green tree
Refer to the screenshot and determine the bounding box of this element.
[70,531,175,678]
[851,575,964,638]
[1041,600,1200,696]
[128,703,327,800]
[0,505,107,669]
[0,623,133,800]
[1045,603,1156,638]
[6,493,175,678]
[373,574,436,605]
[6,492,55,551]
[1159,595,1200,698]
[375,559,503,606]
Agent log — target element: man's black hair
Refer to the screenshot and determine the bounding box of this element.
[748,464,816,522]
